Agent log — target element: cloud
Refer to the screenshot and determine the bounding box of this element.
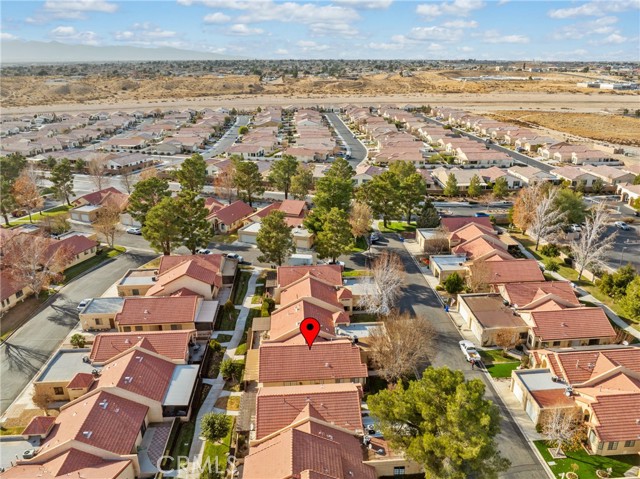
[552,16,618,40]
[275,48,289,55]
[203,12,232,23]
[478,29,529,43]
[296,40,330,51]
[458,45,474,52]
[548,0,639,18]
[416,0,485,18]
[43,0,117,19]
[334,0,393,8]
[49,25,100,44]
[600,33,628,43]
[309,22,359,37]
[114,23,179,43]
[228,23,264,35]
[236,2,359,25]
[442,19,478,28]
[1,32,18,40]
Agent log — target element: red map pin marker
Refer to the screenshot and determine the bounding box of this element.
[300,317,321,349]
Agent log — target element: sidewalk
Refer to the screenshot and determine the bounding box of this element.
[186,269,261,475]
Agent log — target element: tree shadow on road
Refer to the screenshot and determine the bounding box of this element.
[2,342,49,376]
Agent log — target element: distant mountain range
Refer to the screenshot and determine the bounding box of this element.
[1,40,238,64]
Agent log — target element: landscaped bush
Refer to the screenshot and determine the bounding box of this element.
[208,340,222,353]
[261,297,275,317]
[540,243,560,257]
[543,258,560,272]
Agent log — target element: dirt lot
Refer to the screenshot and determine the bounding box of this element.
[486,110,640,146]
[2,70,638,110]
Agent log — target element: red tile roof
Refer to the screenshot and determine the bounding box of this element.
[208,200,253,225]
[244,419,375,479]
[449,222,496,243]
[95,347,175,402]
[158,254,223,275]
[530,307,616,342]
[280,276,343,309]
[590,394,640,441]
[2,449,131,479]
[90,330,194,363]
[279,200,306,217]
[46,235,97,258]
[277,265,343,288]
[441,216,493,232]
[21,415,56,436]
[546,347,640,385]
[67,373,95,389]
[40,390,148,456]
[482,259,545,284]
[452,235,508,260]
[501,281,579,308]
[529,389,576,408]
[115,296,199,326]
[72,187,126,207]
[255,383,363,439]
[147,259,221,296]
[0,269,29,302]
[269,299,347,341]
[250,202,281,220]
[258,339,367,384]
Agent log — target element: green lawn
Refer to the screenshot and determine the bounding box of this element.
[171,420,196,469]
[0,426,24,436]
[378,221,417,233]
[5,205,71,226]
[62,246,125,282]
[201,418,235,474]
[217,308,239,331]
[350,313,379,323]
[534,440,640,479]
[211,233,238,244]
[479,349,520,378]
[342,269,371,277]
[349,236,369,253]
[215,334,233,343]
[233,271,252,305]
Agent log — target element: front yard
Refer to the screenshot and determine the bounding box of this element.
[378,221,417,233]
[479,349,520,379]
[534,441,640,479]
[62,246,125,282]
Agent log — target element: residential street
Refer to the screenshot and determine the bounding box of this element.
[381,234,548,479]
[325,112,368,167]
[0,250,155,415]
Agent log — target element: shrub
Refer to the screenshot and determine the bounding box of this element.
[540,243,560,257]
[70,333,86,349]
[261,297,275,317]
[442,272,465,294]
[543,258,560,272]
[200,412,230,442]
[224,299,235,315]
[208,340,222,353]
[220,359,245,382]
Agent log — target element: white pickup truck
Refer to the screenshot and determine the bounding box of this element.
[459,340,481,363]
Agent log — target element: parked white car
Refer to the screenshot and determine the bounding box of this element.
[77,298,92,312]
[459,340,481,363]
[614,221,631,231]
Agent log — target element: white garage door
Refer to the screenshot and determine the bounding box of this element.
[525,398,538,423]
[471,320,484,345]
[512,382,524,403]
[240,233,257,245]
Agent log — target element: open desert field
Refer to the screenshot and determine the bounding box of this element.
[2,70,637,111]
[486,110,640,146]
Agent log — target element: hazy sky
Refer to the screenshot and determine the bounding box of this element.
[1,0,639,60]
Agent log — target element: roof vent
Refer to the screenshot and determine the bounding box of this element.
[124,339,130,344]
[124,376,133,384]
[99,400,108,409]
[144,309,150,314]
[561,322,567,327]
[82,431,93,438]
[324,362,330,368]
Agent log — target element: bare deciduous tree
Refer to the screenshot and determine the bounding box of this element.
[569,202,615,280]
[119,170,138,194]
[139,167,158,180]
[93,199,122,248]
[368,311,435,382]
[31,390,52,416]
[349,201,372,240]
[215,163,236,205]
[3,233,74,294]
[423,226,450,255]
[530,187,567,250]
[494,329,518,353]
[359,251,404,316]
[87,159,106,191]
[512,183,542,233]
[12,173,44,223]
[466,259,491,293]
[542,408,585,456]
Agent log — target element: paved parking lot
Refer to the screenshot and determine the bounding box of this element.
[605,224,640,272]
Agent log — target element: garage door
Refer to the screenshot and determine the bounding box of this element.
[471,320,484,345]
[525,398,538,423]
[240,233,257,245]
[81,214,90,222]
[512,382,524,403]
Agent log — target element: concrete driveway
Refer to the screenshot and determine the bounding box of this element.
[376,235,548,479]
[0,250,155,415]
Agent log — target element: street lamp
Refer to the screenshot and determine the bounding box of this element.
[619,247,627,267]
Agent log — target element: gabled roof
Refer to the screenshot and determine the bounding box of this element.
[440,216,493,232]
[277,265,343,288]
[590,394,640,441]
[72,187,126,207]
[279,199,306,217]
[158,253,223,276]
[46,235,96,257]
[482,259,545,284]
[67,373,95,389]
[269,299,347,341]
[90,330,194,363]
[39,390,148,456]
[255,383,363,439]
[452,235,508,260]
[22,415,56,437]
[147,259,221,296]
[95,347,175,402]
[3,449,131,479]
[207,200,253,225]
[115,296,199,326]
[500,281,579,308]
[530,307,616,341]
[449,222,496,243]
[280,276,343,309]
[0,269,29,302]
[544,347,640,385]
[258,339,367,384]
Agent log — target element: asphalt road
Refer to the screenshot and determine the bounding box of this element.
[0,250,154,415]
[202,115,250,159]
[421,115,554,173]
[325,112,368,168]
[381,234,548,479]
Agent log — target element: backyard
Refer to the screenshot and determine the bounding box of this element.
[478,349,520,379]
[534,440,640,479]
[201,418,235,476]
[233,271,252,305]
